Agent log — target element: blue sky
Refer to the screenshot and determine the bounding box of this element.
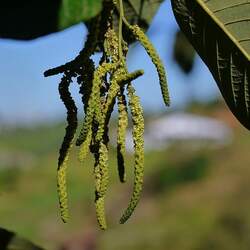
[0,1,220,124]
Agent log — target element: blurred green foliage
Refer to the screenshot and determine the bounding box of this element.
[146,154,209,194]
[0,167,20,191]
[0,107,250,249]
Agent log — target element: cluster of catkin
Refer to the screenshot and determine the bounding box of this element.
[44,0,170,230]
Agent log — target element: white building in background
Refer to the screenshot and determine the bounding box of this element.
[125,112,233,152]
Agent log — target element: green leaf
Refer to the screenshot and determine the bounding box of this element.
[85,0,164,49]
[173,29,196,74]
[122,0,164,28]
[171,0,250,129]
[112,0,164,43]
[59,0,102,29]
[0,0,102,40]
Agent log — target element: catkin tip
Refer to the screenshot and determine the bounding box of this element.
[61,214,69,223]
[95,197,107,230]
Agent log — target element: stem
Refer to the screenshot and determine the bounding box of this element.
[118,0,124,61]
[122,16,131,28]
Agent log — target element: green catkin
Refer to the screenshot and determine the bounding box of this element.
[95,66,123,142]
[120,83,144,224]
[120,70,144,85]
[104,28,119,63]
[105,69,144,110]
[57,162,69,222]
[117,87,128,183]
[105,71,122,109]
[45,0,171,229]
[113,70,144,184]
[98,142,109,197]
[94,142,109,230]
[79,129,92,163]
[76,62,117,146]
[95,67,143,143]
[94,158,102,195]
[95,197,107,230]
[129,24,170,107]
[57,74,78,223]
[76,71,100,146]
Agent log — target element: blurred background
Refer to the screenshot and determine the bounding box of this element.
[1,1,250,249]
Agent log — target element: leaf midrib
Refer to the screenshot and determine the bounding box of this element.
[197,0,250,61]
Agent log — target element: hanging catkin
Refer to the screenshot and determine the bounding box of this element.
[57,74,78,222]
[44,0,170,229]
[76,63,117,146]
[117,87,128,183]
[120,83,144,224]
[128,24,170,107]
